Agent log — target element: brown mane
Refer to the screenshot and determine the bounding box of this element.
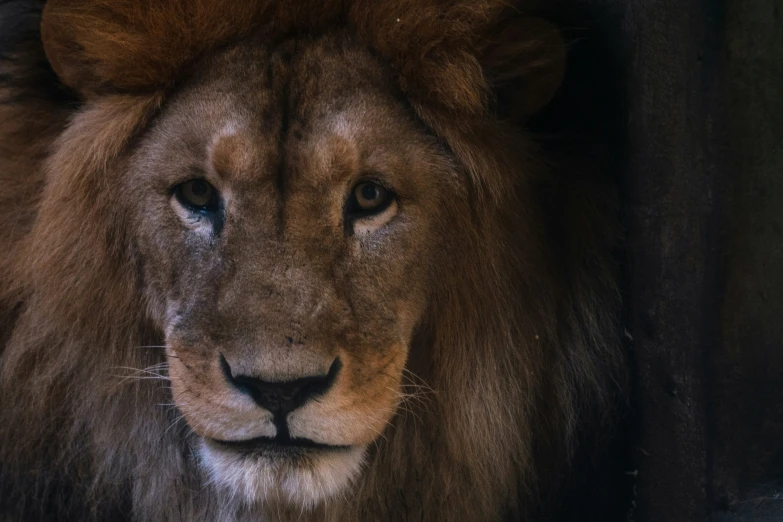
[0,1,626,520]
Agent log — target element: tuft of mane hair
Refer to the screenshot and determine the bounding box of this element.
[0,0,627,520]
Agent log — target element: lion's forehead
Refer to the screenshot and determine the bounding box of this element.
[152,38,410,187]
[201,119,364,190]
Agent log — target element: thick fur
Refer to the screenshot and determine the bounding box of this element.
[0,1,625,521]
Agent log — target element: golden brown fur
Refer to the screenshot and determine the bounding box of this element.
[0,1,625,520]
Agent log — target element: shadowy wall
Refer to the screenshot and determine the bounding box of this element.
[622,0,783,520]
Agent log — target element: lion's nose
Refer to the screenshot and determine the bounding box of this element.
[220,354,341,424]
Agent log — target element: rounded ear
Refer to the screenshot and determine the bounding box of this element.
[39,0,142,97]
[40,1,100,96]
[481,17,567,119]
[39,0,267,98]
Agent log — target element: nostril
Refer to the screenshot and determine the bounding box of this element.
[219,353,254,396]
[219,354,341,420]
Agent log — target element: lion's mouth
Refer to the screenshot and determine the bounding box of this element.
[199,433,368,505]
[210,435,351,456]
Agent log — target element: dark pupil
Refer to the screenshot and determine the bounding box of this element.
[190,181,208,197]
[361,184,379,201]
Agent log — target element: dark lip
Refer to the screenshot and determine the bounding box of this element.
[210,435,351,455]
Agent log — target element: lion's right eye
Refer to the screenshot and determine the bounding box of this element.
[173,179,220,214]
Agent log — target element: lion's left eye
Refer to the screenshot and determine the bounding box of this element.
[347,181,394,217]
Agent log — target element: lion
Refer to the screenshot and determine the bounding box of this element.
[0,0,626,520]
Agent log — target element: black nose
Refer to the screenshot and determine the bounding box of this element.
[220,355,341,429]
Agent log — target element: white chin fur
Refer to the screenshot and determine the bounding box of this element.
[199,439,367,509]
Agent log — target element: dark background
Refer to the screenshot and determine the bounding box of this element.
[616,0,783,520]
[537,0,783,519]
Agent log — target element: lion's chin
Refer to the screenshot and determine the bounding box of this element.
[199,438,367,508]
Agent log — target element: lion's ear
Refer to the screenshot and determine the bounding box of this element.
[481,17,567,120]
[40,0,110,97]
[40,0,180,97]
[40,0,264,97]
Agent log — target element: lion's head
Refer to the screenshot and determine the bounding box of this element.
[131,37,471,504]
[0,1,625,520]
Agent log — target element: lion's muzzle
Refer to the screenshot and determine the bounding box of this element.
[218,353,342,444]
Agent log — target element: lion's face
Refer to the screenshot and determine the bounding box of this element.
[123,37,458,506]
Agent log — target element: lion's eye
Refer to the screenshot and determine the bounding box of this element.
[174,179,219,213]
[347,181,393,217]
